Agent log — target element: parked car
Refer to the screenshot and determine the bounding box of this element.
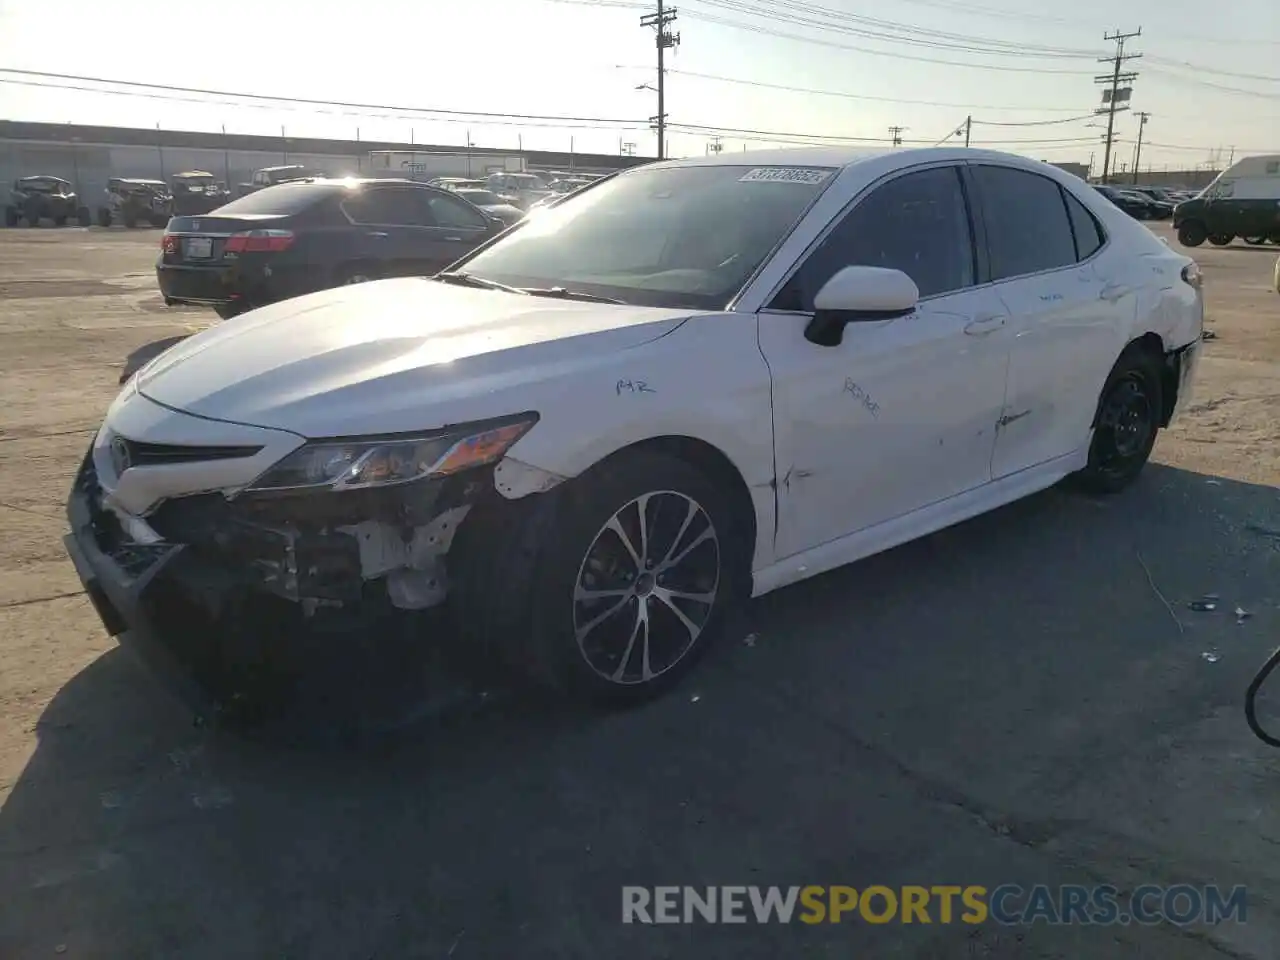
[156,177,506,319]
[428,177,488,191]
[66,147,1203,718]
[485,171,552,209]
[451,188,524,226]
[1129,185,1180,211]
[170,171,231,216]
[1174,154,1280,247]
[548,177,593,195]
[97,178,173,228]
[236,164,320,198]
[1094,185,1169,220]
[5,176,91,227]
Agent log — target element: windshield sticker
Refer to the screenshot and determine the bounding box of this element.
[739,167,833,185]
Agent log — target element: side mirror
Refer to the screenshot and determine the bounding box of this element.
[805,266,919,347]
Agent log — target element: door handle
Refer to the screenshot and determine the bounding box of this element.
[366,231,388,238]
[964,313,1006,336]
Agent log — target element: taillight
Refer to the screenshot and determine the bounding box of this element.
[161,233,177,255]
[1181,262,1203,290]
[224,229,295,253]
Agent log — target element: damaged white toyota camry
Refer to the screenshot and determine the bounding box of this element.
[64,147,1204,712]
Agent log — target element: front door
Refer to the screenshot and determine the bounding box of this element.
[757,164,1009,558]
[965,164,1129,479]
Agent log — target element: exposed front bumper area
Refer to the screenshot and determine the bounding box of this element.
[63,441,492,720]
[1165,334,1204,426]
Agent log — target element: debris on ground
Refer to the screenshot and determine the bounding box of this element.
[1202,651,1221,663]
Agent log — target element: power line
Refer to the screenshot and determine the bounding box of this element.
[685,0,1102,58]
[654,66,1090,112]
[672,5,1096,73]
[0,68,648,127]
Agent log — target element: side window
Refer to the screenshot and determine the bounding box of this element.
[343,188,431,226]
[774,166,975,310]
[1062,188,1105,261]
[426,192,489,229]
[972,165,1077,280]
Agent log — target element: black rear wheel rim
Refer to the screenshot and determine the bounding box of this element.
[1095,371,1155,479]
[572,490,720,686]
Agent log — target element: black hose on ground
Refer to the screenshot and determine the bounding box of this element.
[1245,645,1280,747]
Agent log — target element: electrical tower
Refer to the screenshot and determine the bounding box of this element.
[1131,111,1150,184]
[640,1,680,160]
[1094,28,1141,184]
[888,125,907,147]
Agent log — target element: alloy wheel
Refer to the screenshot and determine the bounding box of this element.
[572,491,720,685]
[1095,372,1154,479]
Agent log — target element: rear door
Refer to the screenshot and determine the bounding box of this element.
[968,164,1127,478]
[339,187,476,277]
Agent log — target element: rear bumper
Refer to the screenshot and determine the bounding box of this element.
[156,262,243,306]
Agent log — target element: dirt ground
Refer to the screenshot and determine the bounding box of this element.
[1,225,1279,959]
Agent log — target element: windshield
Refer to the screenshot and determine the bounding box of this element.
[457,164,835,310]
[457,190,502,205]
[211,183,331,215]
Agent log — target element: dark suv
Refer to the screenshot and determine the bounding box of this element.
[157,178,506,318]
[170,171,231,215]
[5,176,91,227]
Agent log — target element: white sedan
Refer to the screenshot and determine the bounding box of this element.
[64,147,1204,712]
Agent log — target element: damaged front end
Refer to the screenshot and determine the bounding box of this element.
[63,413,562,721]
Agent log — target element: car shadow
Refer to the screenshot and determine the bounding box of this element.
[118,335,190,384]
[2,462,1279,958]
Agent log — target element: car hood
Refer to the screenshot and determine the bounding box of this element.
[137,277,693,437]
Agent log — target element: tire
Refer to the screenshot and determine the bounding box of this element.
[124,215,138,229]
[213,302,249,320]
[1073,346,1164,495]
[1208,233,1234,246]
[77,207,91,227]
[54,215,67,227]
[1244,236,1267,246]
[3,206,16,227]
[337,263,378,285]
[450,450,749,704]
[97,208,111,228]
[1177,221,1207,247]
[25,211,41,227]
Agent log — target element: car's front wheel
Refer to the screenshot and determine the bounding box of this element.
[452,450,748,704]
[1073,345,1164,494]
[1209,233,1234,246]
[1245,236,1268,246]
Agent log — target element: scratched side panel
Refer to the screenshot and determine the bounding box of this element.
[499,312,781,571]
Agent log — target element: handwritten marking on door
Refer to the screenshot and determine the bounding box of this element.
[843,379,880,417]
[616,379,657,396]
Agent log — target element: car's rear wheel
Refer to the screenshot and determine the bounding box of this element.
[451,450,748,704]
[3,206,16,227]
[97,208,111,227]
[1073,346,1164,495]
[1177,221,1207,247]
[54,215,67,227]
[213,302,250,320]
[1208,233,1234,246]
[1245,236,1268,246]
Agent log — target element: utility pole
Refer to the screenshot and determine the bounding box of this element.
[1131,111,1150,184]
[641,0,680,159]
[964,116,972,147]
[1094,28,1141,184]
[888,125,906,147]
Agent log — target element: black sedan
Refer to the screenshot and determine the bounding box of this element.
[157,178,506,319]
[1093,184,1171,221]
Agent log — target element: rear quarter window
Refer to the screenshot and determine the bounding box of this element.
[1062,189,1106,260]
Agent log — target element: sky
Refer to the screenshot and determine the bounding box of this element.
[0,0,1276,173]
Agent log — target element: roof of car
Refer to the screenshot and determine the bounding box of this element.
[174,170,215,178]
[645,145,1082,173]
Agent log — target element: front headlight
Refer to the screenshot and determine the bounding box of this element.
[244,414,538,493]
